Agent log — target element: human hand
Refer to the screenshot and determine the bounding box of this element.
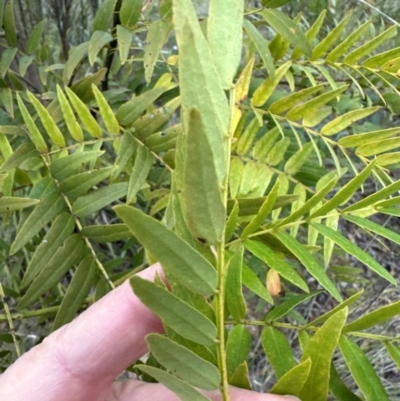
[0,264,299,401]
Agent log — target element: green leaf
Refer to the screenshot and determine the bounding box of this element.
[144,20,173,83]
[10,192,66,255]
[18,235,84,309]
[179,109,225,245]
[0,143,38,173]
[207,0,243,89]
[225,200,239,242]
[19,55,34,78]
[229,157,244,198]
[284,142,313,175]
[265,291,323,322]
[127,144,153,204]
[160,0,172,18]
[26,91,65,148]
[385,342,400,370]
[52,256,96,331]
[236,116,259,156]
[117,25,132,65]
[0,197,39,214]
[356,137,400,157]
[245,239,309,293]
[115,205,217,295]
[63,42,89,84]
[262,0,292,7]
[120,0,143,28]
[252,61,292,107]
[21,213,75,288]
[339,336,390,401]
[91,84,119,135]
[363,46,400,68]
[226,246,246,323]
[92,0,116,31]
[65,86,102,137]
[253,127,280,162]
[147,334,220,390]
[72,182,128,217]
[70,69,107,102]
[226,324,252,380]
[273,231,342,301]
[59,167,117,200]
[376,152,400,167]
[81,224,131,243]
[0,47,17,78]
[261,327,296,379]
[309,161,375,219]
[136,366,211,401]
[329,362,363,401]
[116,87,168,126]
[130,276,217,345]
[56,85,83,142]
[299,308,348,401]
[321,107,380,136]
[3,0,17,47]
[261,9,311,56]
[229,362,251,390]
[243,19,274,79]
[311,223,396,286]
[271,359,311,397]
[266,137,291,166]
[16,93,47,153]
[242,262,274,304]
[26,18,47,54]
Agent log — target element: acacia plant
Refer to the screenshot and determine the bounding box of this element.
[1,0,400,400]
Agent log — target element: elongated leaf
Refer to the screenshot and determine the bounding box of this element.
[0,197,39,214]
[266,137,290,166]
[271,359,311,397]
[245,239,309,292]
[26,18,46,54]
[88,30,113,65]
[284,142,314,175]
[144,20,173,83]
[226,324,252,380]
[236,116,259,156]
[376,152,400,166]
[273,231,341,301]
[242,262,274,304]
[363,46,400,68]
[91,84,119,135]
[385,342,400,370]
[243,20,274,79]
[52,255,96,330]
[137,366,211,401]
[226,246,246,323]
[116,25,132,65]
[309,161,375,219]
[0,47,17,78]
[330,362,363,401]
[147,334,220,390]
[127,144,153,204]
[225,200,239,242]
[299,308,348,401]
[92,0,116,31]
[265,291,323,322]
[71,69,107,102]
[18,235,84,309]
[115,205,217,295]
[262,327,296,379]
[340,127,400,148]
[229,361,251,389]
[10,192,65,255]
[120,0,143,28]
[321,107,380,136]
[72,182,128,217]
[65,86,102,137]
[261,9,311,56]
[339,336,390,401]
[356,137,400,157]
[3,0,17,47]
[311,223,396,285]
[81,224,131,243]
[21,213,75,288]
[235,57,255,104]
[130,276,216,345]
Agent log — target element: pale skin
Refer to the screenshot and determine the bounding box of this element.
[0,264,299,401]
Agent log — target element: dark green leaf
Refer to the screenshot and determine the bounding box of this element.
[226,324,252,379]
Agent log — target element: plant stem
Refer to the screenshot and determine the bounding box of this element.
[0,306,60,321]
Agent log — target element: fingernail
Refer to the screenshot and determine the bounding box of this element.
[284,396,301,401]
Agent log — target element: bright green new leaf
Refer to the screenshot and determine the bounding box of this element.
[10,191,66,255]
[26,19,47,54]
[363,46,400,68]
[117,25,132,65]
[65,86,102,137]
[72,182,128,217]
[127,144,153,204]
[236,116,259,156]
[245,239,309,292]
[266,137,291,166]
[262,327,296,379]
[4,0,17,47]
[253,127,280,162]
[120,0,143,28]
[0,197,39,214]
[136,366,211,401]
[309,161,375,219]
[130,276,217,345]
[321,107,380,136]
[115,205,217,295]
[0,47,17,78]
[299,308,348,401]
[226,246,246,323]
[21,213,75,287]
[265,291,323,322]
[81,224,131,243]
[18,235,84,309]
[52,256,96,331]
[356,137,400,157]
[92,0,117,31]
[271,359,311,397]
[63,42,89,84]
[144,20,173,83]
[147,334,220,390]
[385,342,400,370]
[339,336,390,401]
[243,19,274,79]
[376,152,400,167]
[229,157,244,198]
[56,85,84,141]
[242,262,274,304]
[261,9,311,56]
[226,324,252,379]
[180,109,225,245]
[92,84,120,135]
[273,231,342,301]
[252,61,292,107]
[207,0,244,89]
[312,223,396,285]
[284,142,313,175]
